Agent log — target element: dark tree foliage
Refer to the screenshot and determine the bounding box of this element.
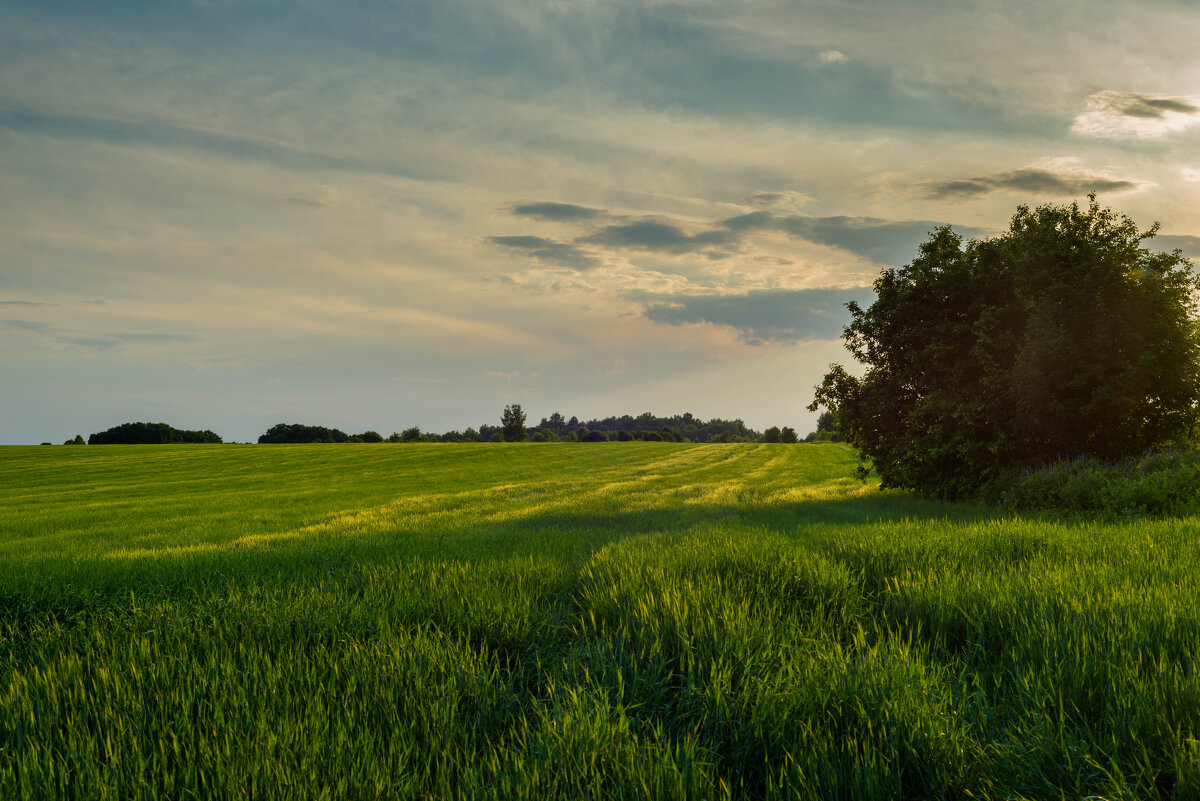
[257,423,347,444]
[579,429,610,442]
[780,426,799,444]
[524,411,758,443]
[804,412,842,443]
[501,404,528,442]
[762,426,782,443]
[811,197,1200,498]
[90,422,222,444]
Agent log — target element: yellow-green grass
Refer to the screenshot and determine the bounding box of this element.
[1,443,1199,799]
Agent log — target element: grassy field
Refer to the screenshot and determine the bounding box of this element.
[2,443,1199,799]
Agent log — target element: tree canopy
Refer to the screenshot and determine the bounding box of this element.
[811,197,1200,498]
[501,404,528,442]
[258,423,348,444]
[89,422,222,445]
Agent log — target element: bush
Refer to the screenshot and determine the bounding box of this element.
[993,451,1200,517]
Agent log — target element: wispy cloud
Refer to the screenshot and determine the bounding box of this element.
[579,220,740,256]
[746,191,813,209]
[720,211,986,266]
[495,200,986,273]
[487,235,601,270]
[1,319,199,351]
[0,319,51,333]
[923,167,1143,199]
[510,202,604,221]
[0,106,450,181]
[632,287,876,345]
[1072,91,1200,139]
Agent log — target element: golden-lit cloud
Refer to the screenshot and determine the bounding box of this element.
[1072,91,1200,139]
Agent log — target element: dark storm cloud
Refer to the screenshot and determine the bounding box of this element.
[923,168,1140,200]
[511,202,605,221]
[632,286,876,345]
[0,107,448,182]
[1091,91,1199,120]
[488,235,600,270]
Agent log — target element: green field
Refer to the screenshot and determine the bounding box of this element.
[2,443,1199,799]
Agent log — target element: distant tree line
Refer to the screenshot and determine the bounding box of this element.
[88,422,222,445]
[359,409,824,444]
[70,410,828,447]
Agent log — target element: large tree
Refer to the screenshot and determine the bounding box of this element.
[811,197,1200,498]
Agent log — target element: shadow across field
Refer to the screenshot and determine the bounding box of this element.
[0,487,1015,625]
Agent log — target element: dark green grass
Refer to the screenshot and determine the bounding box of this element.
[1,443,1199,799]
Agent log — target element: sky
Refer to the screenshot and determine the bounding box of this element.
[3,0,1200,444]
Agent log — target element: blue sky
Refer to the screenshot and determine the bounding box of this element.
[2,0,1199,443]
